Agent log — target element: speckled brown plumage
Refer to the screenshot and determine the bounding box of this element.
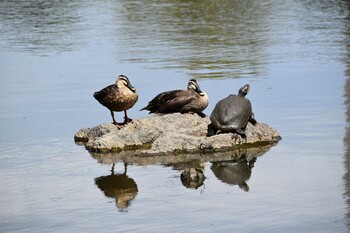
[94,75,138,128]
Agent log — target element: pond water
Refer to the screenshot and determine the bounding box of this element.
[0,0,350,232]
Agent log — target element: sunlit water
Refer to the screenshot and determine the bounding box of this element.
[0,0,349,232]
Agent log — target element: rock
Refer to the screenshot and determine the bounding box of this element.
[74,113,281,155]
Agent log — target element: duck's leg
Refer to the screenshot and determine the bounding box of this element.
[111,163,115,175]
[123,110,133,124]
[110,110,123,128]
[123,162,128,175]
[110,110,118,124]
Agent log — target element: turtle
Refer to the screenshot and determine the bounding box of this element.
[207,84,256,137]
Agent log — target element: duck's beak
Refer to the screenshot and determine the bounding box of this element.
[196,87,205,96]
[128,83,136,93]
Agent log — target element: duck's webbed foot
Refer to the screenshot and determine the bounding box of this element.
[112,121,124,129]
[123,117,133,124]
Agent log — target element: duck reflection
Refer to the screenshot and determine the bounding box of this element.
[211,156,256,192]
[95,163,138,212]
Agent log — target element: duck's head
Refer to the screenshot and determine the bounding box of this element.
[238,84,250,97]
[187,79,206,96]
[117,75,136,93]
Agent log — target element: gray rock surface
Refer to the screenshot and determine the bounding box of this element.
[74,113,281,155]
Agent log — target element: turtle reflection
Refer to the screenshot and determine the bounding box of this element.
[211,157,256,192]
[95,163,138,211]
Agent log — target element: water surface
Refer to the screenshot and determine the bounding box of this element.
[0,0,349,232]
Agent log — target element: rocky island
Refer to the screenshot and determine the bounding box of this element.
[74,113,281,156]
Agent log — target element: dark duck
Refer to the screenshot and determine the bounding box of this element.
[141,79,208,117]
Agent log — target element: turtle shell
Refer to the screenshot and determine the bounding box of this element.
[210,94,252,133]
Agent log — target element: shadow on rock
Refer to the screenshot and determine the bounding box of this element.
[95,163,138,212]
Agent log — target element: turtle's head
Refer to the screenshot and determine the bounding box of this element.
[238,84,250,97]
[117,75,136,92]
[188,79,205,96]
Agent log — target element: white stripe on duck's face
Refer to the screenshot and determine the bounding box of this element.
[188,83,197,91]
[187,80,199,90]
[116,77,127,88]
[187,80,206,96]
[116,76,136,92]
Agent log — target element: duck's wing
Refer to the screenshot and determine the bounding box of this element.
[141,90,186,112]
[93,84,117,104]
[157,91,197,113]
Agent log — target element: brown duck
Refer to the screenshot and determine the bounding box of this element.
[94,75,138,128]
[140,79,209,117]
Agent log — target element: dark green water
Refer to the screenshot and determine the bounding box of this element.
[0,0,349,232]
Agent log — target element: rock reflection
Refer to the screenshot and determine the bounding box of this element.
[88,142,275,166]
[89,144,275,194]
[95,163,138,212]
[211,156,256,192]
[180,165,206,190]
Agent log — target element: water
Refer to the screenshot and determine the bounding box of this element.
[0,0,349,232]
